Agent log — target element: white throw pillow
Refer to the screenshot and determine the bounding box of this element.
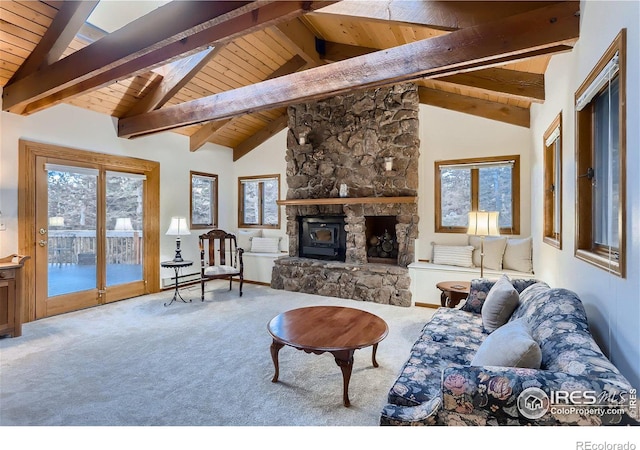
[481,275,520,332]
[236,229,262,251]
[250,237,280,253]
[432,245,474,268]
[472,318,542,368]
[469,236,507,270]
[503,237,533,273]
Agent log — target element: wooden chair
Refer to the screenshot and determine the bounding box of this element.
[199,229,244,300]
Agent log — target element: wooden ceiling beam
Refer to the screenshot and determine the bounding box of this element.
[321,42,546,103]
[2,1,336,114]
[233,112,289,160]
[189,55,307,152]
[274,18,324,66]
[8,1,99,83]
[118,2,579,138]
[432,68,545,103]
[320,41,377,63]
[189,119,233,152]
[418,86,530,127]
[313,1,565,30]
[123,47,220,118]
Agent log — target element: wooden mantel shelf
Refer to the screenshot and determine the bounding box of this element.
[276,196,417,206]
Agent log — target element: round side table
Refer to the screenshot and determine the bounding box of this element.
[161,260,193,306]
[436,281,470,308]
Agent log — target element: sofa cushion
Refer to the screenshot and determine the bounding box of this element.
[471,318,541,368]
[503,237,533,273]
[469,236,507,270]
[463,278,540,315]
[432,245,474,268]
[481,275,519,332]
[387,308,483,408]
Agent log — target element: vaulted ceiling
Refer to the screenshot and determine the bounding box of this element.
[0,1,580,159]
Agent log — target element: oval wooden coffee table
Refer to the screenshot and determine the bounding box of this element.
[267,305,389,407]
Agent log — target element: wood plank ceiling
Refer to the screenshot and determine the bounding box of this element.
[0,1,580,160]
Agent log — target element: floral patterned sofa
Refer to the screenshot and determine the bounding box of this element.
[380,279,638,426]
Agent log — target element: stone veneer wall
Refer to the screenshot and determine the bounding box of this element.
[271,83,420,307]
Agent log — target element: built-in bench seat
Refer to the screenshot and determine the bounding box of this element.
[409,237,535,306]
[409,261,536,306]
[241,251,287,284]
[234,230,288,285]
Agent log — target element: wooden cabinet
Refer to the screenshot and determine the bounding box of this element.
[0,255,29,338]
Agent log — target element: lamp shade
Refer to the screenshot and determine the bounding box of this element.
[166,216,191,236]
[114,217,134,231]
[467,211,500,236]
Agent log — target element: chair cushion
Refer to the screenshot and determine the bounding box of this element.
[204,265,239,276]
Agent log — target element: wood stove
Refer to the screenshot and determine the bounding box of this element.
[298,215,347,261]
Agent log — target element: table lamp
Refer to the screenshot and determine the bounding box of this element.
[166,216,191,262]
[467,211,500,278]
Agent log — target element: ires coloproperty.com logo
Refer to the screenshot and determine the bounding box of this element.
[516,387,637,420]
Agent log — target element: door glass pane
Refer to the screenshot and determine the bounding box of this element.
[440,168,471,227]
[106,172,144,286]
[479,166,513,229]
[47,168,97,297]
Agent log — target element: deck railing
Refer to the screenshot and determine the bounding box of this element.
[48,230,143,265]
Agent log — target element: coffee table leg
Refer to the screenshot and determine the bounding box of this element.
[270,340,284,382]
[333,350,354,407]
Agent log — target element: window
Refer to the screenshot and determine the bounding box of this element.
[435,155,520,234]
[190,171,218,229]
[575,30,626,277]
[238,174,280,228]
[543,113,562,249]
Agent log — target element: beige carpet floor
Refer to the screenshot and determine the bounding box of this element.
[0,281,436,426]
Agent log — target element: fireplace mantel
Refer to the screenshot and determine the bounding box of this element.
[276,196,416,206]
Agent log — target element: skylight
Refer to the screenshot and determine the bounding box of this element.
[87,0,171,33]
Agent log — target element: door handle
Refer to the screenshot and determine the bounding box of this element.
[39,240,47,247]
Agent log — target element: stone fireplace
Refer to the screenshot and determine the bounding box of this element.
[271,83,420,307]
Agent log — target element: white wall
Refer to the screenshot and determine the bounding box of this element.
[530,0,640,388]
[232,128,289,250]
[0,103,235,286]
[416,105,532,260]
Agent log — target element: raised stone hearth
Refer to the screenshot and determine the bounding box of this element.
[271,257,412,307]
[271,83,420,307]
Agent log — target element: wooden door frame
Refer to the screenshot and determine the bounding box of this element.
[18,140,160,323]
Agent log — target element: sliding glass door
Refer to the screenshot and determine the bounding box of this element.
[32,156,150,318]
